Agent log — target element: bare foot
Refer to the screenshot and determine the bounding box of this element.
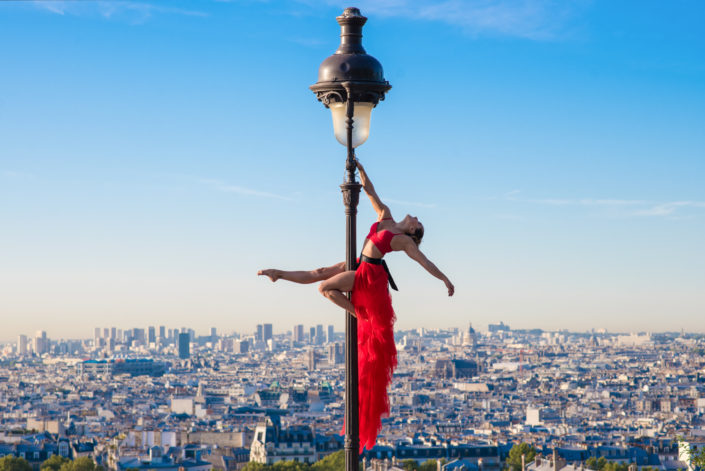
[258,269,281,282]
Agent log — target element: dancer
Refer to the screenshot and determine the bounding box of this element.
[258,159,454,452]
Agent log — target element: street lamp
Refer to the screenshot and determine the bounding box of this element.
[310,7,391,471]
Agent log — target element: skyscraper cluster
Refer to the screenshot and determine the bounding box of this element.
[9,322,340,358]
[90,325,211,351]
[14,331,49,356]
[291,323,335,346]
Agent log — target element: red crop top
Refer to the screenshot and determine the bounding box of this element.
[365,218,399,255]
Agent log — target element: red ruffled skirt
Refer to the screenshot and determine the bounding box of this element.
[350,260,397,453]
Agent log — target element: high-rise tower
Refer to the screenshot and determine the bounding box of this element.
[178,333,190,359]
[17,335,28,356]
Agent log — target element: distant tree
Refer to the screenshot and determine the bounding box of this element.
[601,461,628,471]
[394,459,416,471]
[419,459,443,471]
[676,436,705,471]
[311,451,343,471]
[41,456,70,471]
[507,443,538,471]
[586,457,609,471]
[400,460,419,471]
[0,456,32,471]
[241,462,270,471]
[59,457,97,471]
[272,461,308,471]
[692,447,705,470]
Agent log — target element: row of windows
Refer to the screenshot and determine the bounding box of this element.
[0,452,42,459]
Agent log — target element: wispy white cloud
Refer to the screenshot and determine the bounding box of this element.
[32,1,208,24]
[305,0,586,40]
[635,201,705,217]
[199,178,293,201]
[495,190,705,218]
[498,190,644,206]
[30,0,583,38]
[528,197,646,206]
[500,190,645,206]
[34,1,67,15]
[384,197,436,209]
[286,36,327,48]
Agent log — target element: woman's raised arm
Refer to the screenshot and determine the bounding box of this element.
[400,237,455,296]
[355,159,391,220]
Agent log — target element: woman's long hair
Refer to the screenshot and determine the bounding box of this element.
[407,226,424,246]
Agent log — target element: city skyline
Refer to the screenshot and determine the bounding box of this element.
[2,321,701,346]
[1,0,704,340]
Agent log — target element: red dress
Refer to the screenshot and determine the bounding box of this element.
[351,219,399,452]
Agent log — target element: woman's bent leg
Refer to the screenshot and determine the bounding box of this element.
[318,270,356,315]
[258,262,345,284]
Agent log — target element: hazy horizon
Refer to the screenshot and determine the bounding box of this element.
[2,320,703,345]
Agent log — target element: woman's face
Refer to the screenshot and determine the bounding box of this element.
[405,214,422,232]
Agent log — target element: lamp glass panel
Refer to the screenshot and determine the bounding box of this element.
[329,102,374,148]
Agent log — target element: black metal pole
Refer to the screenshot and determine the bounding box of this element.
[341,83,360,471]
[310,10,389,469]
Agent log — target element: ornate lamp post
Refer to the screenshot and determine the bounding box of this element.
[310,7,391,471]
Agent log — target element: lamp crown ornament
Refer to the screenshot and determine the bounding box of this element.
[310,8,391,107]
[335,7,367,55]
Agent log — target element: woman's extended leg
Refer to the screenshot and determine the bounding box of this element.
[258,262,345,284]
[318,270,357,315]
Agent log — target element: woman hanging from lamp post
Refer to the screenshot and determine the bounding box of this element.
[258,159,454,451]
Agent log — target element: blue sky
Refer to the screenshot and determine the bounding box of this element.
[1,0,704,342]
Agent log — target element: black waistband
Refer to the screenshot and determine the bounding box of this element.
[359,254,398,291]
[360,254,383,265]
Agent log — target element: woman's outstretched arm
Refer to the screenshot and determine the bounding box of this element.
[355,159,391,220]
[400,237,455,296]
